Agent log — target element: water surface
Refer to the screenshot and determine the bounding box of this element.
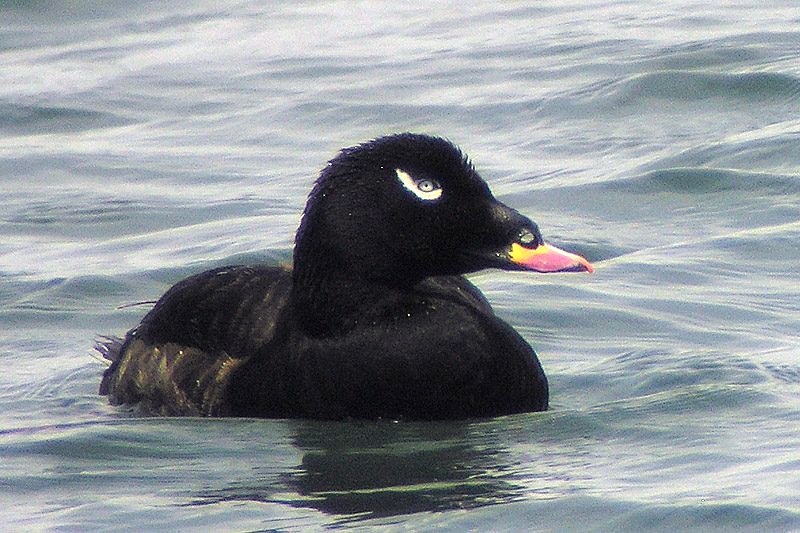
[1,2,799,531]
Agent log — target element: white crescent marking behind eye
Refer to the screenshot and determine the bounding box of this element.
[395,168,442,201]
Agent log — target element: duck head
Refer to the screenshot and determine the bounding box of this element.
[293,133,592,287]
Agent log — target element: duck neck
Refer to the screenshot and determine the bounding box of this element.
[290,260,411,337]
[290,204,423,336]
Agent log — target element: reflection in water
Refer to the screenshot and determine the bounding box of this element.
[192,417,531,520]
[284,420,525,518]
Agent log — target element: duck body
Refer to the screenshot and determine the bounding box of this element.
[100,133,591,420]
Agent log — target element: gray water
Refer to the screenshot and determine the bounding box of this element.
[2,2,800,531]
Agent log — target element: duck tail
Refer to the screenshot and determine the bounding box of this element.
[95,335,125,396]
[94,335,124,364]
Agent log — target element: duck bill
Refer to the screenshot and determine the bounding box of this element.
[508,242,594,273]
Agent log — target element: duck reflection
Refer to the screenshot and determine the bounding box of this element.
[193,417,526,519]
[283,420,524,517]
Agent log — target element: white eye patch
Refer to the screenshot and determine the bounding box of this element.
[395,169,442,201]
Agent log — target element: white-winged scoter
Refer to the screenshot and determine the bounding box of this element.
[99,133,593,420]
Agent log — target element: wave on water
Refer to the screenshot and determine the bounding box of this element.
[607,70,800,106]
[603,167,800,195]
[0,102,131,135]
[647,122,800,173]
[533,70,800,122]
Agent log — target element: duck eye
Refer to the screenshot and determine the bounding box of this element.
[417,179,438,193]
[395,169,443,202]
